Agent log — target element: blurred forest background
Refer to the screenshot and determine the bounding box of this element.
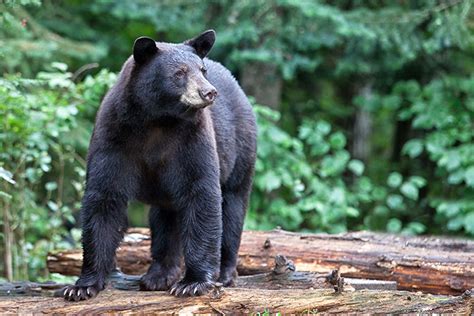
[1,0,473,282]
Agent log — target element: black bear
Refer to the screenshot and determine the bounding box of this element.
[63,30,257,301]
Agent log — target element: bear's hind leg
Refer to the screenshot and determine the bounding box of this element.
[140,206,182,291]
[218,188,249,286]
[218,164,254,287]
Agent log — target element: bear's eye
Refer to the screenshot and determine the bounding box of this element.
[175,68,187,78]
[200,66,207,74]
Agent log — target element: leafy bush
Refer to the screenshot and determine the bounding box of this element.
[0,64,116,280]
[248,104,430,235]
[250,104,357,232]
[384,77,473,235]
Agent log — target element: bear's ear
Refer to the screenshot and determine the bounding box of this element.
[184,29,216,59]
[133,36,158,64]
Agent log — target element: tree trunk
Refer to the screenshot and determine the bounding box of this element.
[352,82,373,161]
[392,119,412,162]
[240,62,282,109]
[2,202,13,281]
[47,229,474,295]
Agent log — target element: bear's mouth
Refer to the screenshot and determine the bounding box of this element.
[199,99,215,108]
[180,95,215,109]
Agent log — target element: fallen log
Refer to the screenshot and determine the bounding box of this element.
[1,287,472,314]
[47,228,474,295]
[108,256,397,293]
[5,256,473,313]
[4,256,394,296]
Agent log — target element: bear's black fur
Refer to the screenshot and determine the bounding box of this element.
[63,30,257,301]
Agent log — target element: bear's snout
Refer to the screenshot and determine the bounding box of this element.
[199,86,218,103]
[180,77,217,108]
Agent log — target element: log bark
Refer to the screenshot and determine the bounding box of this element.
[2,258,396,295]
[47,228,474,295]
[1,287,472,314]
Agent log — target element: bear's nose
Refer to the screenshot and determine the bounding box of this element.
[199,87,217,103]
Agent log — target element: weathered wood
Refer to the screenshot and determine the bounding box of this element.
[47,228,474,295]
[1,287,472,314]
[0,281,65,296]
[1,259,469,314]
[1,257,395,296]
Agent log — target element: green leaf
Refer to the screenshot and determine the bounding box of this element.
[447,216,464,231]
[374,205,389,216]
[0,191,13,200]
[319,151,350,177]
[0,167,15,184]
[346,207,360,218]
[260,171,282,192]
[372,187,387,200]
[315,121,331,135]
[403,139,423,158]
[348,159,364,176]
[406,222,426,234]
[329,132,347,149]
[463,213,474,235]
[329,188,345,204]
[408,176,426,188]
[47,201,59,212]
[465,166,474,188]
[448,169,464,185]
[387,218,402,233]
[45,182,58,191]
[387,172,402,188]
[439,151,461,171]
[400,182,418,200]
[437,202,460,217]
[51,62,68,72]
[387,194,404,210]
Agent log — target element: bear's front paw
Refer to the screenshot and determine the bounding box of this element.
[140,266,181,291]
[62,284,101,301]
[169,279,215,297]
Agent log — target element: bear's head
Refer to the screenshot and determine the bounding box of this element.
[129,30,218,118]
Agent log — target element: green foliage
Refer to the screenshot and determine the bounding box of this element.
[1,0,474,282]
[0,64,116,280]
[368,76,474,235]
[250,104,360,233]
[0,1,106,75]
[248,103,433,236]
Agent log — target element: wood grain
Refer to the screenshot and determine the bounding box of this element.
[47,228,474,295]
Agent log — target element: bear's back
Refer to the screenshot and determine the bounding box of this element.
[204,59,257,185]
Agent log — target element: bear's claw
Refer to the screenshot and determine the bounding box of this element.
[169,279,215,297]
[62,285,99,301]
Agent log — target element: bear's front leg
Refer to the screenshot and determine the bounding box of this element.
[63,190,128,301]
[169,177,222,297]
